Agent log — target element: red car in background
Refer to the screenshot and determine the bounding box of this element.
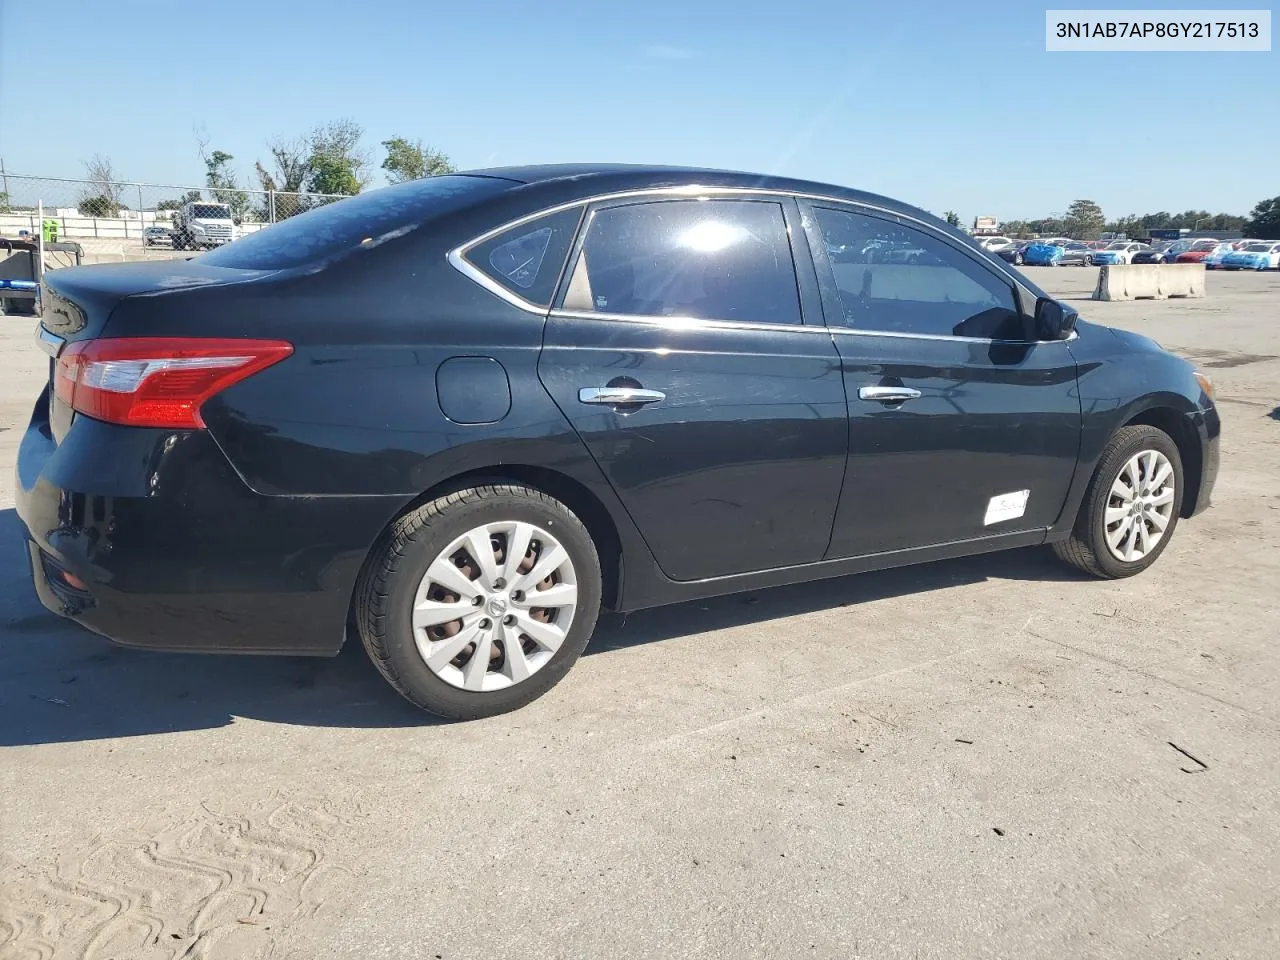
[1174,239,1226,264]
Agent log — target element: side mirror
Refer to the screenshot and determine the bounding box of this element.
[1035,297,1077,341]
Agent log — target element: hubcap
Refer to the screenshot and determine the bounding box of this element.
[1104,449,1176,562]
[411,521,578,692]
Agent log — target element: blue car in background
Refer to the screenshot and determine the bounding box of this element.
[1024,239,1093,266]
[1221,241,1280,271]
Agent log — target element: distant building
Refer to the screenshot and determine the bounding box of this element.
[1147,227,1242,242]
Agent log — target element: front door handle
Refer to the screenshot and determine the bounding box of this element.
[858,386,922,403]
[579,386,666,406]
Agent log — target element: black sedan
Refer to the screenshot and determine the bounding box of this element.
[995,240,1033,265]
[18,164,1221,719]
[1131,242,1175,264]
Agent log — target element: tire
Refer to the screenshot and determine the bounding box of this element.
[1084,256,1094,266]
[1014,253,1024,265]
[1052,425,1184,579]
[356,484,602,719]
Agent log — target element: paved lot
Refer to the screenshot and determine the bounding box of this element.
[2,268,1278,959]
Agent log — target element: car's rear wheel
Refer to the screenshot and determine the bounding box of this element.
[356,484,602,719]
[1052,425,1184,579]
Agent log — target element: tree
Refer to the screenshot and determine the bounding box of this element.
[305,119,370,195]
[78,195,119,217]
[1244,196,1280,239]
[0,191,10,214]
[943,210,961,228]
[197,138,253,224]
[253,120,370,216]
[381,136,455,183]
[255,137,311,194]
[307,153,362,197]
[80,154,124,213]
[1063,199,1105,239]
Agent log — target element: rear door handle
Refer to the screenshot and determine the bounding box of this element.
[858,386,922,403]
[579,387,666,406]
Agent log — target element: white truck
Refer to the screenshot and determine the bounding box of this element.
[170,201,236,250]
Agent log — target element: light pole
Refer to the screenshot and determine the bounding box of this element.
[1193,217,1210,231]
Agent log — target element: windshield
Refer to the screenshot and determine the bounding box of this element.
[190,204,232,220]
[1242,243,1271,252]
[199,175,509,270]
[1106,242,1129,250]
[1190,240,1218,251]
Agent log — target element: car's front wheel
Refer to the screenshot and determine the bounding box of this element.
[1052,425,1184,579]
[1014,252,1024,265]
[356,484,602,719]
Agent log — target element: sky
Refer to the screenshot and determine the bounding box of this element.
[1,0,1276,223]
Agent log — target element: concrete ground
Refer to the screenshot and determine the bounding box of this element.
[1,268,1278,960]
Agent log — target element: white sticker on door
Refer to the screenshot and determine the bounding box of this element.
[984,490,1030,526]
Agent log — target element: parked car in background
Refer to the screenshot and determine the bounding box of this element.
[973,235,1014,251]
[16,164,1220,718]
[1132,241,1176,264]
[1200,242,1236,270]
[1025,239,1093,266]
[1221,241,1280,271]
[1092,241,1151,265]
[1173,239,1223,264]
[142,226,172,247]
[995,240,1034,265]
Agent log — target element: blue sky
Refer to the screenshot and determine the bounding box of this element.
[1,0,1275,222]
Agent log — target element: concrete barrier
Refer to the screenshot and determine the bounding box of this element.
[1093,263,1206,301]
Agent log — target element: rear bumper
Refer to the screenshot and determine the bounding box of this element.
[15,389,402,655]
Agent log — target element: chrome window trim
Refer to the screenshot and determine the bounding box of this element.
[548,308,825,336]
[446,185,1071,344]
[546,308,1077,345]
[830,326,1078,346]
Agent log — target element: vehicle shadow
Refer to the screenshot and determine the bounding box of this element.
[0,507,1086,746]
[587,546,1086,654]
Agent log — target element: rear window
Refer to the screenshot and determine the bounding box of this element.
[199,175,508,270]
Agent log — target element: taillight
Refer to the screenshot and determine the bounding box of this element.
[54,337,293,429]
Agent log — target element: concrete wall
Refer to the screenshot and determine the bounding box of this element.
[1,212,269,240]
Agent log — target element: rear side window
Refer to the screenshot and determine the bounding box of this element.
[562,199,802,325]
[464,207,583,306]
[811,206,1023,340]
[199,175,508,270]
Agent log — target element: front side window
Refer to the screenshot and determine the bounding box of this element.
[811,206,1022,340]
[465,206,582,306]
[562,199,802,325]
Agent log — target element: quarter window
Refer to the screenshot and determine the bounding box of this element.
[466,206,582,307]
[812,206,1024,340]
[562,200,802,325]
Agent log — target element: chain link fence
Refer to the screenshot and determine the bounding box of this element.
[0,173,347,249]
